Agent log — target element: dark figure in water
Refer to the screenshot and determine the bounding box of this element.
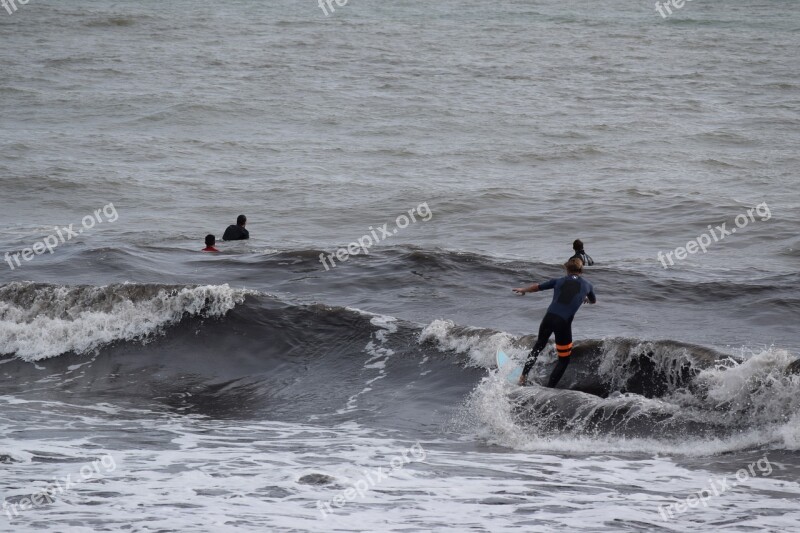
[202,234,219,252]
[513,258,596,388]
[570,239,594,266]
[222,215,249,241]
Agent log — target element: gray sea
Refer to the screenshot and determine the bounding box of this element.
[1,0,799,531]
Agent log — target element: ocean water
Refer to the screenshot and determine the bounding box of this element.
[1,0,799,531]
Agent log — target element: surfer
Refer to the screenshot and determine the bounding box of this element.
[202,234,220,252]
[570,239,594,266]
[222,215,249,241]
[513,257,596,388]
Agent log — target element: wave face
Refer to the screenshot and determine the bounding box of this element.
[0,282,485,430]
[1,282,798,454]
[421,320,800,454]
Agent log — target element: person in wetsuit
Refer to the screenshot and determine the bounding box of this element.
[222,215,249,241]
[513,257,596,388]
[570,239,594,266]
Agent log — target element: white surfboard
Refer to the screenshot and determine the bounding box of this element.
[496,350,523,384]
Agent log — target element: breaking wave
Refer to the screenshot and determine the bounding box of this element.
[421,319,800,454]
[1,283,798,454]
[0,282,250,360]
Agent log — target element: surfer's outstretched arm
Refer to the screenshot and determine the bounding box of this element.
[512,284,539,295]
[583,288,597,304]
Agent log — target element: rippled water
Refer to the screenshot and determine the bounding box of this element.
[1,0,799,531]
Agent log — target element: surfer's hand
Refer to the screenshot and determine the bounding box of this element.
[518,374,527,386]
[514,284,539,295]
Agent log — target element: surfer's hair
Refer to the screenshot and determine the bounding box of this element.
[573,239,584,252]
[565,257,583,274]
[237,215,247,226]
[205,234,215,246]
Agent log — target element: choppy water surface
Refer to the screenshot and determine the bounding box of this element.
[1,0,799,531]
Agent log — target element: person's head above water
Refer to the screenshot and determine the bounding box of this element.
[202,234,220,252]
[573,239,584,252]
[237,215,247,227]
[564,257,584,275]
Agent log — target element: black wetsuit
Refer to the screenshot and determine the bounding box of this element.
[522,274,595,388]
[570,250,594,266]
[222,225,249,241]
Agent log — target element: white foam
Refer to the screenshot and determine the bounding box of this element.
[418,319,520,368]
[0,283,250,361]
[4,411,800,532]
[424,320,800,454]
[338,314,398,414]
[463,353,800,455]
[462,372,789,456]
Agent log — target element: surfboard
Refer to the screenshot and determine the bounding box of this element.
[496,350,523,384]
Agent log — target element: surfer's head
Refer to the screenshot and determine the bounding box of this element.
[237,215,247,227]
[572,239,584,252]
[565,257,583,274]
[205,234,216,247]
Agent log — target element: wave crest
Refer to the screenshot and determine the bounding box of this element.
[0,282,250,360]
